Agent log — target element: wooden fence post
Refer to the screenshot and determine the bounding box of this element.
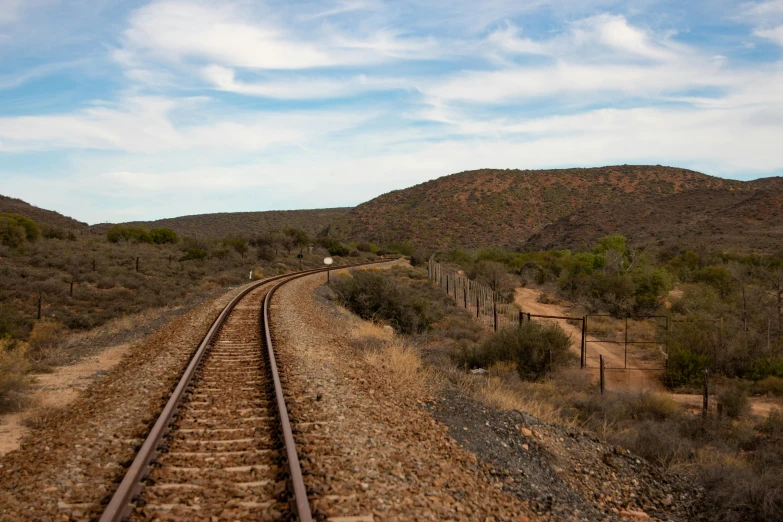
[37,294,42,320]
[581,317,586,369]
[600,355,605,394]
[70,281,74,297]
[135,257,140,272]
[703,370,709,417]
[493,297,498,332]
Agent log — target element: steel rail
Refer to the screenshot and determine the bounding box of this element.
[99,259,393,521]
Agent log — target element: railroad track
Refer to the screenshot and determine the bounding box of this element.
[100,261,388,521]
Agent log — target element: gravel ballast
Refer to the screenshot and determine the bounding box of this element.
[272,265,535,521]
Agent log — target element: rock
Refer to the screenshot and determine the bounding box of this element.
[519,427,533,438]
[662,494,674,506]
[470,368,489,375]
[619,510,650,518]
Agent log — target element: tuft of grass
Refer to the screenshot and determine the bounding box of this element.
[364,340,434,398]
[25,318,67,372]
[0,338,30,412]
[22,406,62,430]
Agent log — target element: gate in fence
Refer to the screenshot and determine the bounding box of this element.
[583,315,669,371]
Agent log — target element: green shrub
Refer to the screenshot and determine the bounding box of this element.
[332,269,437,334]
[328,243,350,257]
[107,224,152,243]
[179,247,208,262]
[0,213,39,248]
[751,357,783,381]
[666,348,711,387]
[458,321,573,381]
[150,227,178,244]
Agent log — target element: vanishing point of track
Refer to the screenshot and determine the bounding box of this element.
[100,262,385,521]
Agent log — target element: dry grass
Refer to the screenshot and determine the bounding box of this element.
[0,338,30,412]
[364,340,435,398]
[21,405,63,430]
[25,318,67,372]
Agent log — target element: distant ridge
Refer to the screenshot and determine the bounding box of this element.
[0,194,88,230]
[333,165,745,249]
[92,207,353,239]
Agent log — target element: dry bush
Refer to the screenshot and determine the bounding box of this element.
[699,458,783,522]
[759,409,783,436]
[610,418,694,468]
[26,318,67,372]
[753,376,783,397]
[364,340,433,398]
[717,382,750,419]
[0,338,30,412]
[22,405,63,430]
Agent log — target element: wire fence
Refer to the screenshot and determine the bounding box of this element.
[428,257,524,332]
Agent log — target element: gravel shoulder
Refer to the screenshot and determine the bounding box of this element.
[0,282,256,521]
[272,263,535,521]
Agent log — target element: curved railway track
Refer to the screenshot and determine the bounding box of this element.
[100,262,387,521]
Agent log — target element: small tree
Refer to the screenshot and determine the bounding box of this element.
[107,225,152,243]
[150,227,178,244]
[0,214,39,248]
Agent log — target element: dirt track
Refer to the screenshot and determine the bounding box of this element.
[514,287,782,417]
[514,288,662,392]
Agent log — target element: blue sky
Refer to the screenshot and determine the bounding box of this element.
[1,0,782,224]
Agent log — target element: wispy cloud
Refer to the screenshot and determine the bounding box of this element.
[1,0,782,223]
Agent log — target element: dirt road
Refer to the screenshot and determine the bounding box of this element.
[515,288,663,392]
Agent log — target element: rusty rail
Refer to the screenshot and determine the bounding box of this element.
[99,259,393,521]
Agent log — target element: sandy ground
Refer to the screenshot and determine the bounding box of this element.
[0,343,130,456]
[514,287,782,418]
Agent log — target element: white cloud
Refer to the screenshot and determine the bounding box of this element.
[201,65,411,99]
[755,25,783,45]
[0,0,24,25]
[0,96,374,153]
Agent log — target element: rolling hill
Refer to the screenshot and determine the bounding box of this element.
[0,195,88,231]
[525,184,783,253]
[91,208,352,239]
[333,165,746,249]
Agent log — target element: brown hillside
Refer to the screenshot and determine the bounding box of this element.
[335,165,743,249]
[525,186,783,253]
[0,194,88,230]
[92,207,352,239]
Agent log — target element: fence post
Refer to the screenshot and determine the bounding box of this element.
[92,259,96,272]
[702,370,709,417]
[135,256,140,272]
[493,297,498,332]
[581,317,586,369]
[70,281,74,297]
[600,355,605,394]
[37,294,42,320]
[463,283,467,308]
[476,294,480,319]
[624,317,628,369]
[519,309,523,327]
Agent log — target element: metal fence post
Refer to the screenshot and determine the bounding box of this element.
[37,294,42,320]
[70,281,74,297]
[463,283,467,308]
[476,294,480,319]
[600,355,605,394]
